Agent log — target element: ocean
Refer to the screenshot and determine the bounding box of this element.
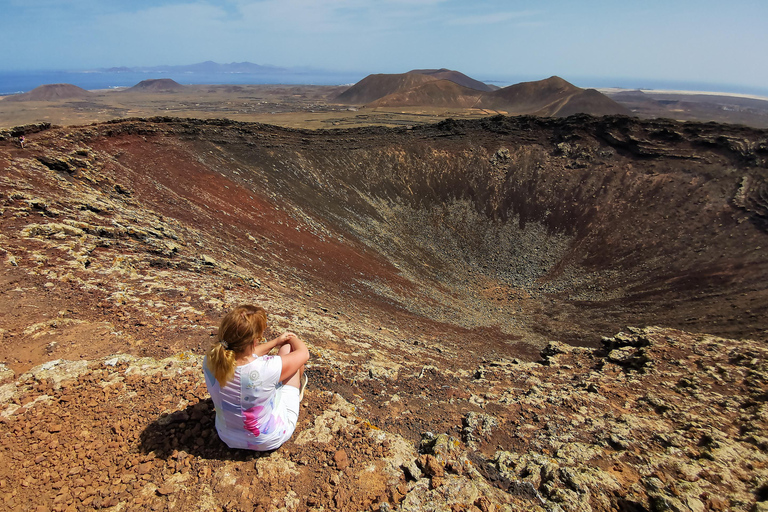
[0,70,366,96]
[567,76,768,98]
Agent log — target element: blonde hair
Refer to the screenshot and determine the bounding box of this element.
[206,304,267,387]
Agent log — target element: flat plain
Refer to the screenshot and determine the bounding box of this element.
[4,81,767,129]
[0,84,507,130]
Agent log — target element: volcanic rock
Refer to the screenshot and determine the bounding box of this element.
[0,326,762,510]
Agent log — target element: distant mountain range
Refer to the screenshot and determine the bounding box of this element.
[100,61,291,74]
[337,70,630,117]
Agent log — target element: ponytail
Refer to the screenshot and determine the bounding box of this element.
[206,342,237,387]
[205,304,267,387]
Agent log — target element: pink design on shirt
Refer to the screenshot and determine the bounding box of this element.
[243,405,265,437]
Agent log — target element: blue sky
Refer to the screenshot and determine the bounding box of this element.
[3,0,767,90]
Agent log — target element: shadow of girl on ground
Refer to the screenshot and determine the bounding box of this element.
[137,398,272,462]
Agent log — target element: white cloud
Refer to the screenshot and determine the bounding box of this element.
[231,0,450,34]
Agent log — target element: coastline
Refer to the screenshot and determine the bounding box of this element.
[597,87,768,102]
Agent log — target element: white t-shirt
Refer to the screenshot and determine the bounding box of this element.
[203,354,297,451]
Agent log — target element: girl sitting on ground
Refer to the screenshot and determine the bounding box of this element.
[204,304,309,451]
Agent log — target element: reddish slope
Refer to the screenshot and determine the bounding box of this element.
[3,83,93,102]
[335,73,437,104]
[367,80,485,108]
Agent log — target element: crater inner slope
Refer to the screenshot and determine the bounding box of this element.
[1,115,766,365]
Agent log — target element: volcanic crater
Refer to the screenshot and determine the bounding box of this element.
[1,115,768,511]
[2,115,767,363]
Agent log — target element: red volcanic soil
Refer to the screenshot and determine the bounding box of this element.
[3,83,93,102]
[408,68,495,92]
[126,78,185,92]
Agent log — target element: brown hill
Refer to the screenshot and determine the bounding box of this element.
[336,70,494,105]
[408,68,494,92]
[475,76,629,116]
[335,73,437,104]
[127,78,185,93]
[367,79,485,108]
[362,74,629,117]
[551,88,633,117]
[611,89,660,103]
[481,76,579,113]
[3,83,93,102]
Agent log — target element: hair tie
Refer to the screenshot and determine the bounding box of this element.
[220,340,230,350]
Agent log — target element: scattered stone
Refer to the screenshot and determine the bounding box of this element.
[201,255,217,266]
[155,484,175,496]
[462,412,499,447]
[0,364,14,381]
[402,460,422,481]
[333,449,349,470]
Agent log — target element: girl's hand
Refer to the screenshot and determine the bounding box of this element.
[276,332,297,344]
